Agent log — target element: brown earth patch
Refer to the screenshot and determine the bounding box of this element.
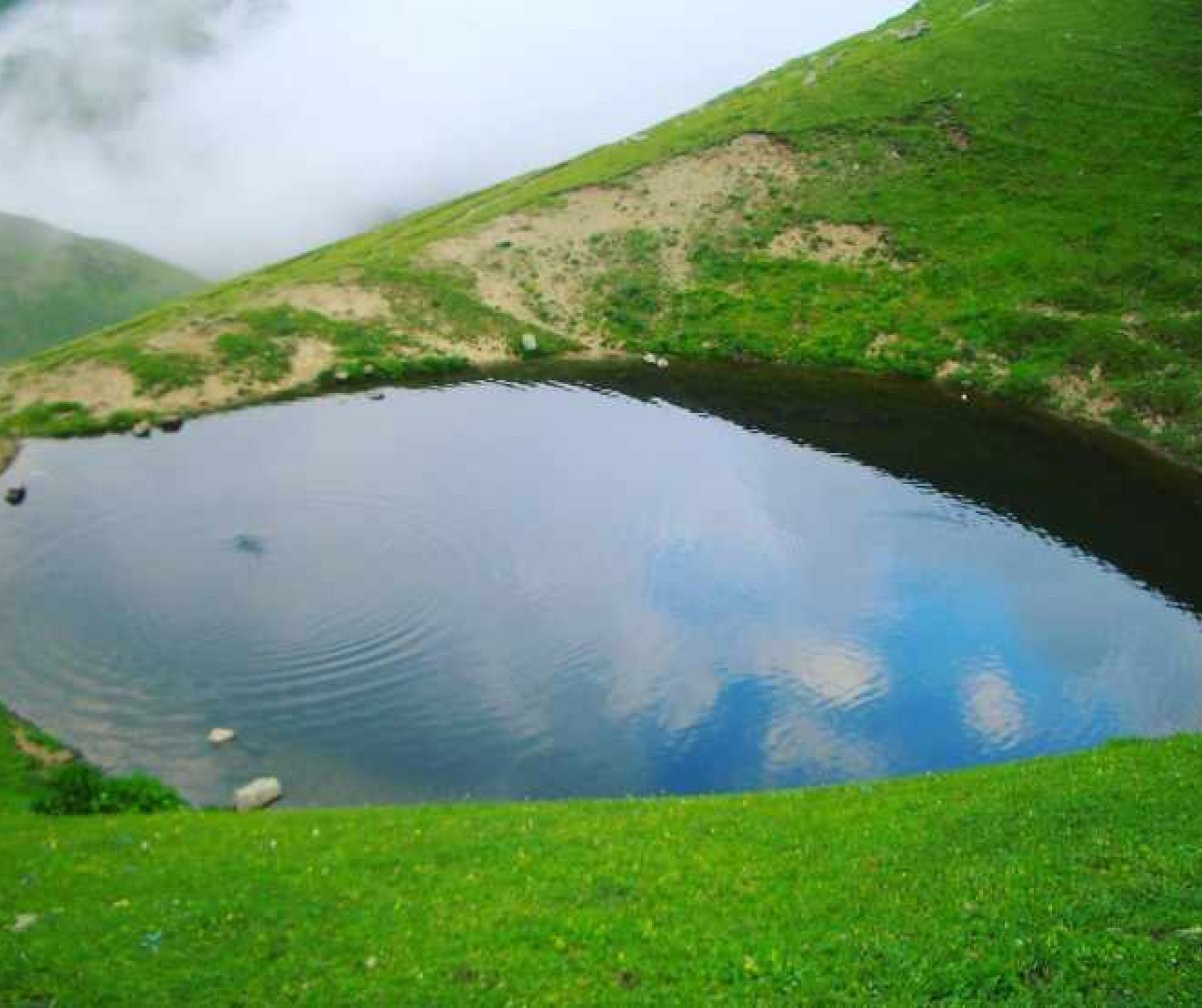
[145,324,219,356]
[13,725,73,768]
[1050,367,1120,424]
[936,359,965,381]
[256,284,393,322]
[947,126,972,150]
[408,334,512,365]
[425,134,805,342]
[866,333,902,359]
[5,336,334,420]
[287,338,337,385]
[0,437,16,476]
[769,222,892,265]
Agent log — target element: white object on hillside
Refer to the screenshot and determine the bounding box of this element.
[520,333,539,353]
[11,914,38,933]
[891,20,931,41]
[234,777,282,812]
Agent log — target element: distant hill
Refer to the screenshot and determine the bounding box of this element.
[0,212,201,363]
[1,0,1199,466]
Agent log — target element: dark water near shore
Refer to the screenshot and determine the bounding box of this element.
[2,363,1201,808]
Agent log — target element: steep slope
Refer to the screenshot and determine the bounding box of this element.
[1,0,1200,465]
[0,212,202,363]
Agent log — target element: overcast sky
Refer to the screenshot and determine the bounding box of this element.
[0,1,909,278]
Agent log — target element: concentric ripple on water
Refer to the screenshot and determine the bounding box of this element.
[1,365,1201,807]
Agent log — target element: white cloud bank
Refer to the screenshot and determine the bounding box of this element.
[0,0,907,277]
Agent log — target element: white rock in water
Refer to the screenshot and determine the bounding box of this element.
[520,332,540,353]
[234,777,282,812]
[656,356,670,369]
[642,352,658,365]
[207,728,237,745]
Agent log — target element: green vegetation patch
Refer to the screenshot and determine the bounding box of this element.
[0,401,102,438]
[31,763,184,816]
[1,733,1201,1003]
[215,310,307,383]
[102,343,209,395]
[216,330,295,383]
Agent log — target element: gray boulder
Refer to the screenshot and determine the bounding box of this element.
[234,777,282,812]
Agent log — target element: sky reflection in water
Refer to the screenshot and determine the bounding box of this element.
[1,368,1200,806]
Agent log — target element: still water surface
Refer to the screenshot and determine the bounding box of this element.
[2,364,1201,807]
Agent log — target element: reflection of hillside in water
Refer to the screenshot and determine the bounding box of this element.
[0,365,1199,806]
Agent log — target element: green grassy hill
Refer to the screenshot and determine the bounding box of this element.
[0,212,202,363]
[1,0,1199,466]
[2,705,1201,1004]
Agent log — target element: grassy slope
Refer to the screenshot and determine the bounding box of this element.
[1,712,1201,1004]
[2,0,1200,464]
[0,212,202,363]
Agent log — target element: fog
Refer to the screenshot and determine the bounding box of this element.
[0,1,908,278]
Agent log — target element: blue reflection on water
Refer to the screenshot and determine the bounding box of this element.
[0,368,1200,807]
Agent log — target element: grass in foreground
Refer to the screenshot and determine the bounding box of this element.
[2,706,1201,1005]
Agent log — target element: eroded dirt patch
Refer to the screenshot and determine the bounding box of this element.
[4,334,335,420]
[1050,367,1120,424]
[13,725,73,768]
[425,134,810,339]
[0,437,16,476]
[256,284,393,322]
[768,222,891,264]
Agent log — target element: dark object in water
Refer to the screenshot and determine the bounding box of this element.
[132,421,152,438]
[369,392,386,401]
[5,486,26,506]
[159,416,185,433]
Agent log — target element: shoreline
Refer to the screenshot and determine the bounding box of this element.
[0,436,17,477]
[4,352,1199,479]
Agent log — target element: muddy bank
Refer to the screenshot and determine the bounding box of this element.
[0,438,17,477]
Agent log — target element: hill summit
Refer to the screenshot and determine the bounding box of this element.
[1,0,1199,464]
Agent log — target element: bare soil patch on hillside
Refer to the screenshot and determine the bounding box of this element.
[257,284,392,322]
[425,134,813,340]
[2,336,335,419]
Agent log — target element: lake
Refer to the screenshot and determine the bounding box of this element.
[2,362,1201,807]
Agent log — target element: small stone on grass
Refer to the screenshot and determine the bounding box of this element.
[11,914,39,933]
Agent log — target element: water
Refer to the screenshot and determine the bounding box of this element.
[2,362,1201,807]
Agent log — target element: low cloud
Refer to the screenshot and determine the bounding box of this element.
[0,0,905,277]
